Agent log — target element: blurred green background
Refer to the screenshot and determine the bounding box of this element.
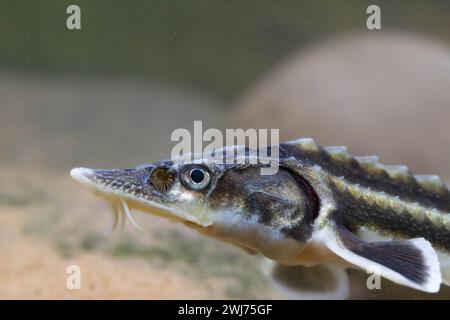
[1,0,449,100]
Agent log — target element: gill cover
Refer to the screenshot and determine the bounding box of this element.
[203,164,321,261]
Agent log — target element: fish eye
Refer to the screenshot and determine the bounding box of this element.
[181,165,211,191]
[190,168,205,184]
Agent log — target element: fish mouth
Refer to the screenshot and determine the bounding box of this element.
[70,167,212,233]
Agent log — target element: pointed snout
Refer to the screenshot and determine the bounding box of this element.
[70,167,96,187]
[70,166,153,198]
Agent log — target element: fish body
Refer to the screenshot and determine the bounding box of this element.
[70,138,450,294]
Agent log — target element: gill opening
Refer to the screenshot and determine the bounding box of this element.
[285,168,321,221]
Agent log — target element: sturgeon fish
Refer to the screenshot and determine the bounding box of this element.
[70,138,450,297]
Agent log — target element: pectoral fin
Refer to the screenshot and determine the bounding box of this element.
[322,223,442,293]
[260,259,349,300]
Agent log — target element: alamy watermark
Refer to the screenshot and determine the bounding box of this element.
[171,121,279,175]
[366,5,381,30]
[66,5,81,30]
[64,5,381,31]
[66,264,81,290]
[366,265,382,290]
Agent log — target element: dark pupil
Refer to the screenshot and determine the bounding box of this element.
[190,169,205,184]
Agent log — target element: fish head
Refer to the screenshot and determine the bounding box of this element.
[70,148,317,261]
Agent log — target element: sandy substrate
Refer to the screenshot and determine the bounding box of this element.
[0,237,217,299]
